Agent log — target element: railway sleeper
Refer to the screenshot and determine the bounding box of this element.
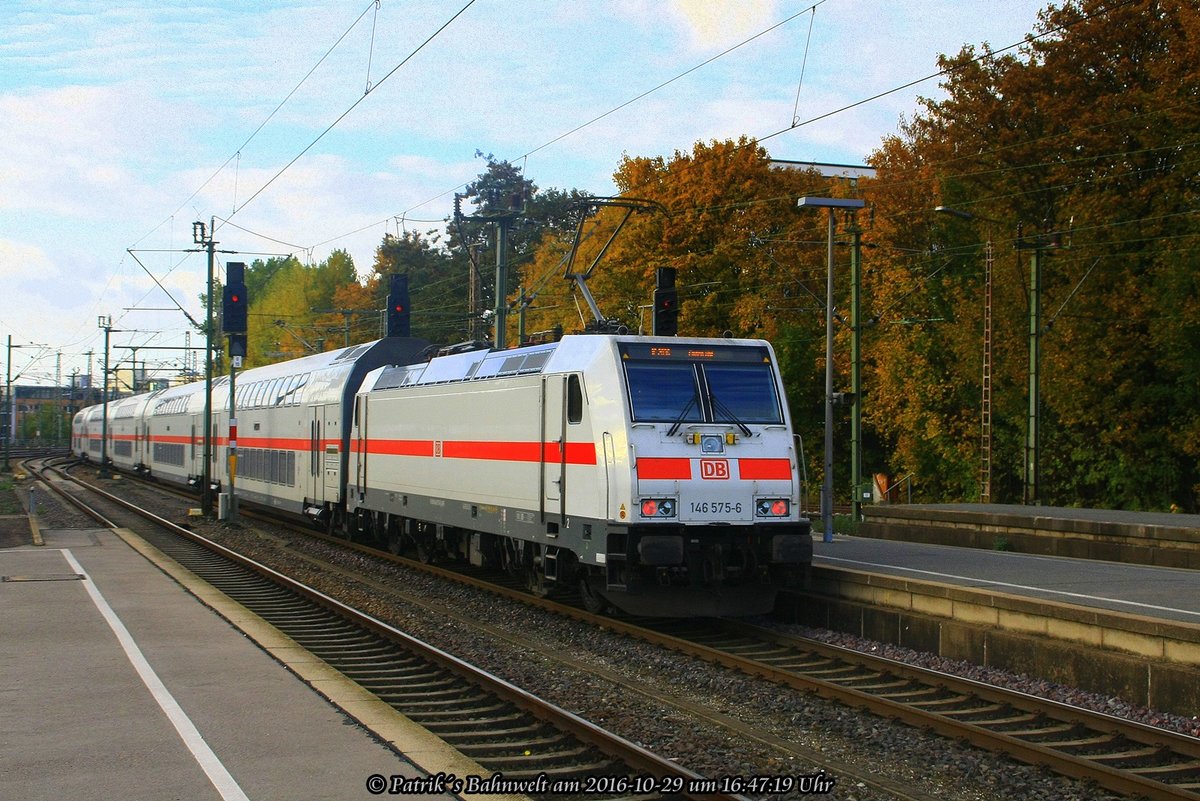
[799,665,867,680]
[481,745,601,768]
[1083,745,1171,765]
[452,735,575,757]
[1050,733,1123,750]
[998,721,1079,739]
[725,646,793,659]
[290,640,395,654]
[873,685,945,701]
[338,661,428,678]
[830,673,903,688]
[259,612,350,627]
[316,650,417,665]
[382,686,480,703]
[444,725,562,745]
[934,703,1011,719]
[355,674,453,691]
[1128,762,1200,777]
[904,694,981,710]
[393,696,510,713]
[487,759,624,782]
[376,677,465,694]
[397,701,513,720]
[285,630,378,643]
[412,712,529,732]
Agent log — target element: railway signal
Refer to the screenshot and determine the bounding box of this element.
[387,274,410,337]
[652,267,678,336]
[223,261,249,335]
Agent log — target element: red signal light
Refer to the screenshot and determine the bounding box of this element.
[640,499,658,517]
[771,499,789,516]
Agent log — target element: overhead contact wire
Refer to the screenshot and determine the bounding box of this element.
[229,0,479,222]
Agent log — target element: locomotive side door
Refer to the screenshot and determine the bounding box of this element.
[540,375,567,520]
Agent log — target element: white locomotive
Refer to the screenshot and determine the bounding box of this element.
[74,333,811,616]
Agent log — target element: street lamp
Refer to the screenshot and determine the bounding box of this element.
[935,205,999,504]
[1015,223,1067,506]
[797,196,866,543]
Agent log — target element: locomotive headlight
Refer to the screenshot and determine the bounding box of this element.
[700,434,724,454]
[640,498,677,518]
[755,498,790,517]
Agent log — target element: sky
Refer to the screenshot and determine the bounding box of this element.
[0,0,1051,386]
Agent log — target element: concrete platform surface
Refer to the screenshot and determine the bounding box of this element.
[814,534,1200,625]
[0,528,454,801]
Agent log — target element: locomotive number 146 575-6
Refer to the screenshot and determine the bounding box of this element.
[689,501,743,516]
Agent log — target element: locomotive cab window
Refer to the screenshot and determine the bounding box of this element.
[624,361,702,423]
[619,342,783,425]
[704,362,782,424]
[567,374,583,424]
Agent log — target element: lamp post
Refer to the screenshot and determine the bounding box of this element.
[797,196,865,543]
[1015,224,1066,505]
[935,206,998,504]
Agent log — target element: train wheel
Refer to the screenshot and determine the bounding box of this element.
[578,574,606,614]
[526,567,551,598]
[411,522,437,563]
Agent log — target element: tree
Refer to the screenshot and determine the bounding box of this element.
[864,0,1200,510]
[370,230,462,342]
[449,153,589,343]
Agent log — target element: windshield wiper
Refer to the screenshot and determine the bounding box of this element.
[666,396,698,437]
[708,392,752,437]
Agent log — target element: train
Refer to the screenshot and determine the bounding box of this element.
[73,332,812,616]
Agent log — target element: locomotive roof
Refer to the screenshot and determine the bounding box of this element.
[360,334,777,393]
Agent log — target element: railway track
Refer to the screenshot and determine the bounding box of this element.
[269,498,1200,800]
[643,618,1200,801]
[45,459,1200,799]
[29,459,745,801]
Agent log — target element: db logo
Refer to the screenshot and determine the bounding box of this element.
[700,459,730,480]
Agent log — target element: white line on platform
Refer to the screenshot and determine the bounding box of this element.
[61,549,251,801]
[815,554,1200,619]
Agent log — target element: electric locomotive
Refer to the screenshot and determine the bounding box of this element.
[346,334,812,617]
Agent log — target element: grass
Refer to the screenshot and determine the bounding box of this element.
[0,475,22,515]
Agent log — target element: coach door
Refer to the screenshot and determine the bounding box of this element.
[321,404,341,498]
[308,407,324,503]
[541,375,567,521]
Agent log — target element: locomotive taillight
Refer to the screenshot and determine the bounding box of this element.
[755,498,790,517]
[640,498,677,518]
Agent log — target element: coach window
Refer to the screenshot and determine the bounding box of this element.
[567,374,583,424]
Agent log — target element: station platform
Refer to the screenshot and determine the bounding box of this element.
[0,527,478,801]
[813,534,1200,626]
[858,502,1200,569]
[796,533,1200,715]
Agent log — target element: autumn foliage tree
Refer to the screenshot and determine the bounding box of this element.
[864,0,1200,510]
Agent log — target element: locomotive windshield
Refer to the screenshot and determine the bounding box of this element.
[620,343,783,425]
